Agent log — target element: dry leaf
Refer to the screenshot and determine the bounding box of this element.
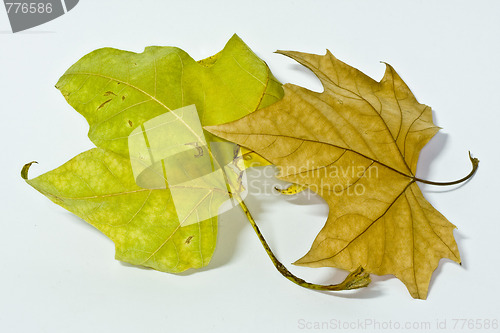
[206,50,464,299]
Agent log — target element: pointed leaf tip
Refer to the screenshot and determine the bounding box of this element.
[21,161,38,180]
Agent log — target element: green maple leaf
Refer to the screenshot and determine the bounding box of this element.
[56,34,282,156]
[23,35,283,273]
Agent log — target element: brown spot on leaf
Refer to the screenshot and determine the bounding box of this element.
[128,120,133,127]
[185,236,194,244]
[97,99,112,110]
[104,91,117,96]
[122,96,126,101]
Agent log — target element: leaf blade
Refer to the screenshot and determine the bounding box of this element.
[28,35,284,273]
[206,50,460,299]
[24,148,217,273]
[56,34,284,157]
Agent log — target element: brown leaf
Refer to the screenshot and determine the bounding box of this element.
[206,50,462,299]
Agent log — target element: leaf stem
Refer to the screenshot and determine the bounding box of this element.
[236,200,370,291]
[413,152,479,186]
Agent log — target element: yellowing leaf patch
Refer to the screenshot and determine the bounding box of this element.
[25,148,216,272]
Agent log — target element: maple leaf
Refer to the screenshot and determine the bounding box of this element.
[206,50,477,299]
[22,35,283,273]
[23,149,218,272]
[55,34,281,166]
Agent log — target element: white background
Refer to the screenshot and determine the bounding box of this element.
[1,1,499,332]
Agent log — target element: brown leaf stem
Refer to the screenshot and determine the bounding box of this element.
[414,152,479,186]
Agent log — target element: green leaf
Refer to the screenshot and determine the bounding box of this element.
[25,35,284,272]
[25,148,216,273]
[55,34,283,157]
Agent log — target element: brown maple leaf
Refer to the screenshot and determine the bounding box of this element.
[206,50,478,299]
